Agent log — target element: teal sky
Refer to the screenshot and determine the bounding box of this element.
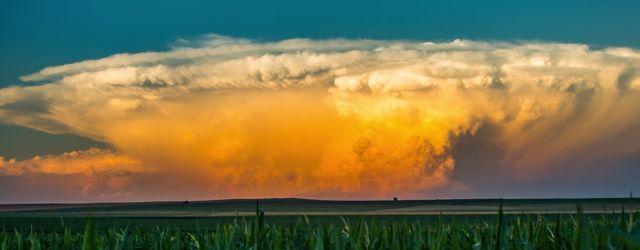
[2,0,640,87]
[3,0,640,158]
[3,0,640,159]
[1,0,640,201]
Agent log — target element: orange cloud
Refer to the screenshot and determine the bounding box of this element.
[0,148,147,199]
[1,37,640,201]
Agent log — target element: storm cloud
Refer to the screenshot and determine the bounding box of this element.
[1,36,640,202]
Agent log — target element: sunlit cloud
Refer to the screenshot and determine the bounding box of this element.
[0,148,146,200]
[1,35,640,202]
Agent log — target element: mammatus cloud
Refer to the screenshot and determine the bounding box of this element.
[1,35,640,202]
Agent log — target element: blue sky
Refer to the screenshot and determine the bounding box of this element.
[2,0,640,201]
[2,0,640,87]
[3,0,639,159]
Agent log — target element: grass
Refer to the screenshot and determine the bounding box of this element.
[1,205,640,249]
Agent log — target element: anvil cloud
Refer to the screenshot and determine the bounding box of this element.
[1,36,640,202]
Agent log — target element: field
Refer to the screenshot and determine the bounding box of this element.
[1,198,640,249]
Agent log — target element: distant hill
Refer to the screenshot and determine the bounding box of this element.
[1,197,638,217]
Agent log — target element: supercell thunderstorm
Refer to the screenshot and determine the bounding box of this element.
[1,36,640,201]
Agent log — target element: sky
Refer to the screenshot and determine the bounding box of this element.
[1,0,640,203]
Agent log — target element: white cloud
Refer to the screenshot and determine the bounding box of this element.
[1,36,640,201]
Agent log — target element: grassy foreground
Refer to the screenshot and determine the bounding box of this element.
[2,205,640,249]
